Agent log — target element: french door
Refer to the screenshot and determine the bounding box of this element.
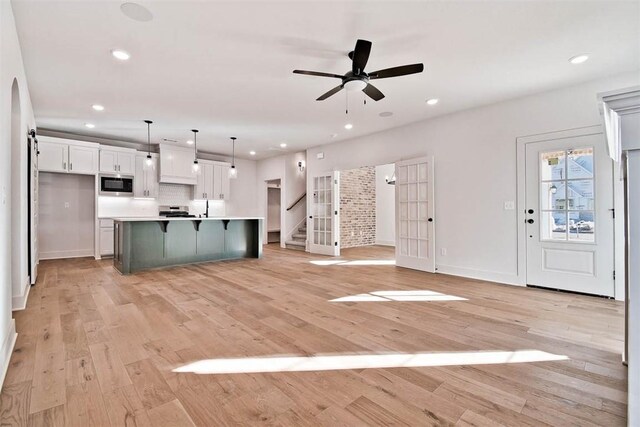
[524,133,614,296]
[395,157,435,272]
[309,171,340,256]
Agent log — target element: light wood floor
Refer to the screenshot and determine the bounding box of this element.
[0,245,627,426]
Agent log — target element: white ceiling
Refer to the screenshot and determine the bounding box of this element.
[12,0,640,159]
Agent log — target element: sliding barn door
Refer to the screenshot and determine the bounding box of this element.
[309,171,340,256]
[395,157,435,272]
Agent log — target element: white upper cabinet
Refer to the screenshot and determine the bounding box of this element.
[38,140,68,173]
[192,160,231,200]
[100,147,136,175]
[68,145,99,174]
[38,137,98,175]
[216,163,231,200]
[159,143,197,185]
[134,154,159,198]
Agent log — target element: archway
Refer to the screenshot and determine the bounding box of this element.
[10,78,25,306]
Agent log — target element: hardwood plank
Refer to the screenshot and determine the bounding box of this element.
[0,246,628,426]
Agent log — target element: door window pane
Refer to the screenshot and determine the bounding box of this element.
[540,211,567,240]
[539,147,594,242]
[540,181,564,210]
[568,211,594,242]
[567,180,594,210]
[567,148,593,179]
[540,151,566,181]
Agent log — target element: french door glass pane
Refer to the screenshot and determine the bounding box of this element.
[418,163,428,181]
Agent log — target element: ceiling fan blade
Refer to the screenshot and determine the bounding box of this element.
[316,85,343,101]
[362,83,385,101]
[352,39,372,74]
[369,63,424,79]
[293,70,343,79]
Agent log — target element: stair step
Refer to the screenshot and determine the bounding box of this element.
[292,233,306,240]
[285,240,306,251]
[298,227,307,233]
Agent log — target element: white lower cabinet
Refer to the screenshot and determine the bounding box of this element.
[99,219,114,256]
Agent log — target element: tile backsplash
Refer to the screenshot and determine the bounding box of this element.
[98,183,225,218]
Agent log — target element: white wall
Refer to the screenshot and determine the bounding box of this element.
[227,158,259,216]
[375,164,395,246]
[307,71,640,285]
[39,173,95,259]
[0,0,36,383]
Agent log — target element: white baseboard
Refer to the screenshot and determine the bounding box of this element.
[375,240,395,247]
[12,278,31,311]
[39,249,94,260]
[0,319,18,389]
[435,264,523,286]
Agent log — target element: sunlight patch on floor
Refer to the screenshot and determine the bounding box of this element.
[173,350,568,375]
[310,259,396,266]
[330,289,467,302]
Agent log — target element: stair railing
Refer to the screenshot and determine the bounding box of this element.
[286,192,306,211]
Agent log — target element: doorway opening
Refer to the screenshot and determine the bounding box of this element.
[335,164,396,260]
[266,179,282,245]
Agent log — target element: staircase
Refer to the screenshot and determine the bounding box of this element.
[285,224,307,251]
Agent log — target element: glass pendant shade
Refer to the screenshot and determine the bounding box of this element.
[229,137,238,179]
[144,119,154,170]
[229,165,237,179]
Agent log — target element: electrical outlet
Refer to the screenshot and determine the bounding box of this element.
[64,202,70,208]
[504,201,515,210]
[441,248,447,256]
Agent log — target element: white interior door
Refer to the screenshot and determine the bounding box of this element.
[525,134,614,296]
[395,157,435,272]
[309,171,339,256]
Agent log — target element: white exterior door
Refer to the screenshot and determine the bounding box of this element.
[524,133,614,296]
[309,171,340,256]
[395,157,435,272]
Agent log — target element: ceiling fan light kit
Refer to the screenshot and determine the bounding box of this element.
[293,39,424,104]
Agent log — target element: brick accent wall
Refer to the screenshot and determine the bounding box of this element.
[340,166,376,248]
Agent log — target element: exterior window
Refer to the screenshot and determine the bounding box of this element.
[539,147,594,242]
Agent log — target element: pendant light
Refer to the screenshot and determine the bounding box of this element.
[229,137,238,179]
[144,120,153,167]
[192,129,200,173]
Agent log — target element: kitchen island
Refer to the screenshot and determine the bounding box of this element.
[112,217,263,274]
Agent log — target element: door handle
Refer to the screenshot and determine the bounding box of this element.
[428,218,433,222]
[527,219,534,224]
[527,209,534,214]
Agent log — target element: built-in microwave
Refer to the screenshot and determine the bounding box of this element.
[99,175,134,196]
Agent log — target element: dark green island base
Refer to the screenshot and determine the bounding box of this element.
[113,217,263,274]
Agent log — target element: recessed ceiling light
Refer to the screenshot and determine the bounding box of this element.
[120,2,153,22]
[92,104,104,111]
[569,54,589,64]
[249,151,256,156]
[186,140,194,145]
[280,143,287,148]
[344,123,353,130]
[85,123,95,129]
[111,49,130,61]
[426,98,439,106]
[379,111,393,117]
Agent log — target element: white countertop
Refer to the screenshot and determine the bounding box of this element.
[111,216,263,222]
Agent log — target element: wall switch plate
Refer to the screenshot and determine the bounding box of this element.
[441,248,447,256]
[64,202,70,208]
[504,201,515,210]
[317,152,324,160]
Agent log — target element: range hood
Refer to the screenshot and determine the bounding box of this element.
[159,143,197,185]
